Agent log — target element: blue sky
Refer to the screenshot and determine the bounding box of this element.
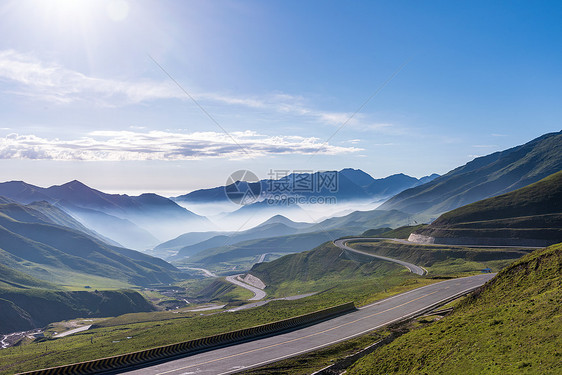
[0,0,560,195]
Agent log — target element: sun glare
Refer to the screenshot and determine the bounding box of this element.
[32,0,129,26]
[106,0,130,22]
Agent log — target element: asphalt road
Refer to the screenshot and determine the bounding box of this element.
[225,275,267,301]
[186,267,217,278]
[120,273,494,375]
[334,238,427,275]
[53,325,91,338]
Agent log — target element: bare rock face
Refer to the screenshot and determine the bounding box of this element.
[240,274,266,290]
[408,233,435,244]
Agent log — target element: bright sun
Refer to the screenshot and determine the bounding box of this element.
[39,0,130,23]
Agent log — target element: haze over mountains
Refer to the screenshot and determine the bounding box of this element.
[0,180,212,249]
[0,131,559,272]
[0,199,185,287]
[0,129,560,368]
[0,169,437,250]
[175,168,439,204]
[173,169,439,229]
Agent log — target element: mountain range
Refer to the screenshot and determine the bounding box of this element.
[168,209,411,268]
[410,170,562,246]
[379,130,562,219]
[0,199,185,287]
[174,169,439,204]
[0,180,213,249]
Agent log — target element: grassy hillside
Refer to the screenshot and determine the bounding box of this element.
[363,225,427,239]
[360,227,392,237]
[248,242,430,299]
[180,230,348,272]
[307,209,410,233]
[0,276,432,375]
[170,222,303,261]
[347,243,562,375]
[0,263,58,290]
[348,240,532,275]
[379,131,562,217]
[414,170,562,244]
[251,242,399,286]
[0,288,156,334]
[0,201,185,288]
[0,200,112,244]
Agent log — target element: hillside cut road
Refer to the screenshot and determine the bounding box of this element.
[334,238,427,275]
[120,273,494,375]
[225,275,267,301]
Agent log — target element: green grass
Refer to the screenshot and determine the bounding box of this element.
[432,170,562,226]
[0,227,540,373]
[360,227,392,237]
[250,242,434,299]
[347,240,532,275]
[0,298,344,374]
[39,266,135,290]
[0,288,155,335]
[365,224,428,239]
[0,263,58,290]
[346,243,562,375]
[0,266,434,374]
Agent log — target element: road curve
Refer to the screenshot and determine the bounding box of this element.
[120,273,494,375]
[334,238,427,275]
[225,275,267,301]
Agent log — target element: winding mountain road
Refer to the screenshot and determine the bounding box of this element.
[120,274,494,375]
[225,275,267,301]
[334,238,427,275]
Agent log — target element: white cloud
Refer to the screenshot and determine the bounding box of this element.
[0,130,362,161]
[0,50,396,132]
[0,49,180,105]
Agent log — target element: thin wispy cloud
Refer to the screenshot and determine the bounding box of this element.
[0,49,179,105]
[0,130,362,161]
[0,50,392,131]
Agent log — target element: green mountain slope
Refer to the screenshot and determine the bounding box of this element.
[0,201,185,287]
[348,243,562,375]
[307,209,410,233]
[0,263,57,290]
[170,222,303,261]
[0,289,156,334]
[0,200,114,245]
[412,170,562,246]
[379,131,562,218]
[174,209,410,272]
[249,242,401,290]
[183,230,347,268]
[0,180,213,248]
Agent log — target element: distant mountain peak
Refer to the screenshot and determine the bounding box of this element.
[60,180,90,189]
